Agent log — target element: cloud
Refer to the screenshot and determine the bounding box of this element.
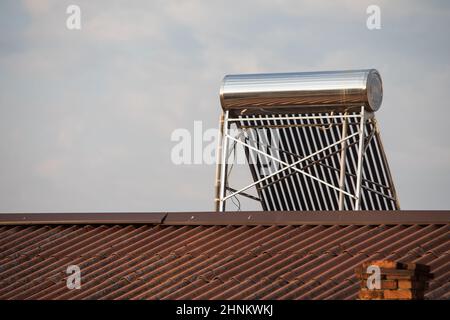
[22,0,53,15]
[35,158,64,178]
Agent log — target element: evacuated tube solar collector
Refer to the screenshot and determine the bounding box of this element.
[215,69,398,212]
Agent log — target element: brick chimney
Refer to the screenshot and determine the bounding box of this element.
[355,260,433,300]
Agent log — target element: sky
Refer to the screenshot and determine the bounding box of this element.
[0,0,449,212]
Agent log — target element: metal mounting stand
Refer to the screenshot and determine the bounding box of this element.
[215,107,398,212]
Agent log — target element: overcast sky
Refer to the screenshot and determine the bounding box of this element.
[0,0,449,212]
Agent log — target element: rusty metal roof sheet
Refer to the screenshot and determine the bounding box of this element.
[0,211,448,300]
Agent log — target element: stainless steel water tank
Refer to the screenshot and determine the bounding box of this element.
[220,69,383,113]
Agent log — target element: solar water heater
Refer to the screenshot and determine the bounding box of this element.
[215,69,399,211]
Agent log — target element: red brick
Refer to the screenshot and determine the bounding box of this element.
[362,260,400,269]
[397,280,428,290]
[360,279,398,290]
[383,289,424,300]
[401,263,431,273]
[358,289,384,300]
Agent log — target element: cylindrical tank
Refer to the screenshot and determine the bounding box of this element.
[220,69,383,113]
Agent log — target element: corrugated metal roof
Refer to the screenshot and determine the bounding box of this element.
[0,211,448,300]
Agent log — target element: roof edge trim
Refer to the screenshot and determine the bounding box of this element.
[0,212,168,225]
[0,211,449,226]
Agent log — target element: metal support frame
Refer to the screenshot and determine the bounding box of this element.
[215,107,394,212]
[224,132,359,201]
[217,110,230,212]
[353,106,366,210]
[338,113,349,210]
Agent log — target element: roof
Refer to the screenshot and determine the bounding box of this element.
[0,211,448,300]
